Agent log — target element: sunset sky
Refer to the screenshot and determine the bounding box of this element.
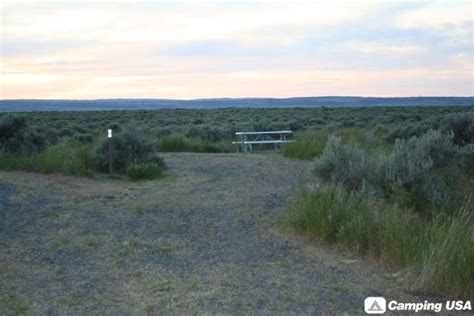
[1,0,473,99]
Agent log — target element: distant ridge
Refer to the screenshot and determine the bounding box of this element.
[1,96,473,112]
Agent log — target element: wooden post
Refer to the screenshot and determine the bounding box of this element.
[107,129,113,174]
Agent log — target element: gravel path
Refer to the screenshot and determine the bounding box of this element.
[0,153,430,315]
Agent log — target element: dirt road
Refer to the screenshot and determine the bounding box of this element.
[1,153,429,314]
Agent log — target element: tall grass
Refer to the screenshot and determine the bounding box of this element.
[283,127,388,160]
[158,134,228,153]
[290,185,473,298]
[126,157,165,181]
[283,130,329,160]
[378,203,423,267]
[297,185,423,265]
[0,140,96,176]
[419,205,474,297]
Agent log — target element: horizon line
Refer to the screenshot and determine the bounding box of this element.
[2,95,474,102]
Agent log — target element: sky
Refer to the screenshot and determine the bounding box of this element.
[0,0,473,99]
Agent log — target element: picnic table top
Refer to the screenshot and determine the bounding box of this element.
[232,140,295,144]
[235,130,292,135]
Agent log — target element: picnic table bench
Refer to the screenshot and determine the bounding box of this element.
[232,130,295,152]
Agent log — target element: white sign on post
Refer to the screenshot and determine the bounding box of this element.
[108,129,112,138]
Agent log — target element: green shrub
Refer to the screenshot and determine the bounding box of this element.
[310,136,372,191]
[126,157,165,181]
[307,129,470,210]
[44,128,60,145]
[0,115,46,153]
[59,128,74,137]
[439,113,474,146]
[384,136,435,190]
[384,123,433,144]
[0,115,27,140]
[95,128,156,172]
[297,124,474,298]
[382,130,468,209]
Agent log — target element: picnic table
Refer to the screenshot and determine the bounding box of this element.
[232,130,295,152]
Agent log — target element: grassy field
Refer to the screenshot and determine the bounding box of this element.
[1,105,473,311]
[0,106,472,175]
[0,106,472,153]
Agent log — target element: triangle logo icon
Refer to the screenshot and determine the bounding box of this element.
[369,300,383,311]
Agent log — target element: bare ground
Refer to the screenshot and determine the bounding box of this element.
[1,153,432,315]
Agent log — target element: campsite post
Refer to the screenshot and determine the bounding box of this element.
[108,129,113,174]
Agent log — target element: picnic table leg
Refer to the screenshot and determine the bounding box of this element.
[276,133,282,151]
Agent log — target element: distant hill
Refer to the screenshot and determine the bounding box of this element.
[0,97,473,112]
